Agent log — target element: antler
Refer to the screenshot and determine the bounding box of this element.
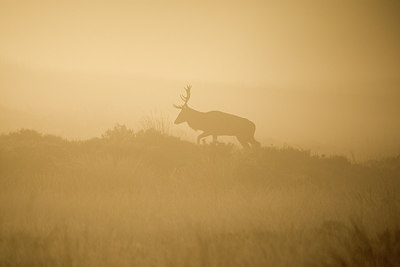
[173,85,191,109]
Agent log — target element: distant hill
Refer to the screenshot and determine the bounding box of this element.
[1,126,399,184]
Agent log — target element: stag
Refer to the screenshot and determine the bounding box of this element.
[173,85,260,148]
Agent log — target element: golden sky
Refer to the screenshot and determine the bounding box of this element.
[1,0,399,86]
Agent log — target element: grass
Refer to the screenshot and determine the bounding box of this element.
[0,126,399,266]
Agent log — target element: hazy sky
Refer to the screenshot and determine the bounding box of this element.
[1,1,399,86]
[1,1,400,159]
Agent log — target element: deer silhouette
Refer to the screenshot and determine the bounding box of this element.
[173,85,260,148]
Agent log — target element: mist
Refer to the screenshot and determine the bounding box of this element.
[2,2,400,266]
[1,1,400,159]
[1,61,399,159]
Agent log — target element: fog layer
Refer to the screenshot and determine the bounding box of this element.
[1,1,399,159]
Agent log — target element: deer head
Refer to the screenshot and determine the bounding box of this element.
[173,85,192,124]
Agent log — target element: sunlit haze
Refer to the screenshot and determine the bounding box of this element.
[1,2,400,266]
[1,1,399,159]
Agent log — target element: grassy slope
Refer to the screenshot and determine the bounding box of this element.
[0,126,399,266]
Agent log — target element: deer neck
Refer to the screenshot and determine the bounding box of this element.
[186,107,205,131]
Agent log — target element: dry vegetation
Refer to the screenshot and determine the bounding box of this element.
[0,125,399,266]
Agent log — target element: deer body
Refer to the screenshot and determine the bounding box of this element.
[174,86,260,148]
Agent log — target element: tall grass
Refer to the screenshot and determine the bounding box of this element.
[0,127,399,266]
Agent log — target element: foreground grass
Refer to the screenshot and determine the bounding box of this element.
[0,127,399,266]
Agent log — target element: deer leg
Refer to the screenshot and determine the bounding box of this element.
[197,132,210,144]
[212,135,218,145]
[237,136,250,148]
[250,136,261,147]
